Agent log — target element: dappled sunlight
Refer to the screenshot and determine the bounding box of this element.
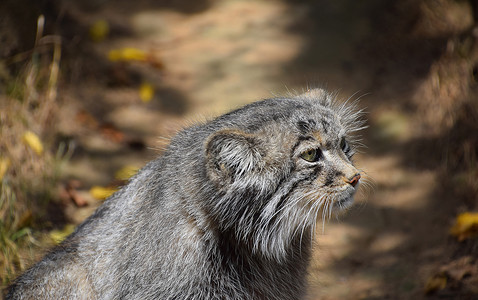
[129,1,306,114]
[1,0,477,298]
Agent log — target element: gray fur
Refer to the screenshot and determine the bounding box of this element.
[6,88,366,300]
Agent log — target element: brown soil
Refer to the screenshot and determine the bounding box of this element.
[2,0,478,299]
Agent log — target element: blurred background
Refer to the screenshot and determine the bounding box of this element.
[1,0,477,298]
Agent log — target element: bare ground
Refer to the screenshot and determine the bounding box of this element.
[2,0,478,298]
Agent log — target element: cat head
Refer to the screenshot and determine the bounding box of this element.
[204,88,367,259]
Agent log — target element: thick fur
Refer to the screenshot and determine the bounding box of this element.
[6,89,365,300]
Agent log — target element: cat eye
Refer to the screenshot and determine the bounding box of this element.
[340,137,351,154]
[300,148,322,162]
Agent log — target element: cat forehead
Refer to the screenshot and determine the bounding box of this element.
[292,113,343,144]
[253,104,344,144]
[211,94,351,139]
[290,99,342,127]
[296,116,337,134]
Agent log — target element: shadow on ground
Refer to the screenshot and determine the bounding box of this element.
[2,0,477,298]
[278,0,478,299]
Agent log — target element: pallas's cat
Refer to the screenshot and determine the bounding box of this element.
[7,88,366,300]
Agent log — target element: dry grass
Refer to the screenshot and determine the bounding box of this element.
[0,15,65,287]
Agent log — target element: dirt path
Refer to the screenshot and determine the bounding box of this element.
[55,0,476,299]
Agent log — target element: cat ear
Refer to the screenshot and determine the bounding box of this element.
[205,129,263,187]
[295,88,331,104]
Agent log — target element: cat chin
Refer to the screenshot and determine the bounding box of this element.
[333,188,357,211]
[334,196,354,210]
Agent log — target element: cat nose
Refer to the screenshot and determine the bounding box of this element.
[347,174,361,187]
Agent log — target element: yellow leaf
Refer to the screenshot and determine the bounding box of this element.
[89,186,118,200]
[49,224,75,244]
[115,165,139,181]
[108,48,147,62]
[0,157,10,180]
[139,83,154,103]
[89,19,109,42]
[22,131,43,155]
[450,212,478,241]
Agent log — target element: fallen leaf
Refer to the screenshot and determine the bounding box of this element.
[107,47,164,69]
[450,212,478,241]
[108,48,147,62]
[139,83,154,103]
[0,157,10,180]
[22,131,44,155]
[115,165,139,181]
[100,124,124,143]
[75,110,99,129]
[89,186,118,200]
[89,19,109,42]
[49,224,76,244]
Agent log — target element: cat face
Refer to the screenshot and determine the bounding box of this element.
[291,116,361,211]
[204,89,365,259]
